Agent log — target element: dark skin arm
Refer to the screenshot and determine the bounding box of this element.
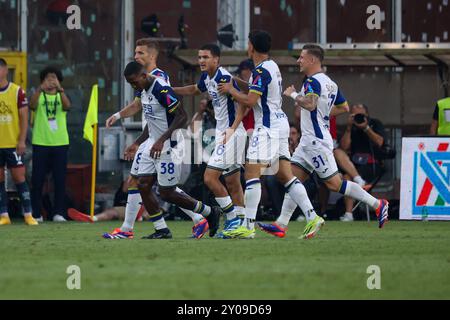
[150,103,187,158]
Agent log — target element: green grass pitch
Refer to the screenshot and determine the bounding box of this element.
[0,220,449,299]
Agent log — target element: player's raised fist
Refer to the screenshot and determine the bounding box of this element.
[283,85,296,97]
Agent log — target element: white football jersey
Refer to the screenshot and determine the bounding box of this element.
[137,68,171,130]
[248,60,289,138]
[197,67,244,133]
[140,78,180,150]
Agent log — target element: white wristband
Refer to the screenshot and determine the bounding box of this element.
[113,112,121,120]
[290,92,300,100]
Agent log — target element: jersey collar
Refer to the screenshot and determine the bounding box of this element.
[0,82,10,92]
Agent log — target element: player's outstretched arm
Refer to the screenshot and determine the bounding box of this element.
[106,99,142,127]
[172,85,201,96]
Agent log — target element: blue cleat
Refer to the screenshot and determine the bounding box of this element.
[375,199,389,229]
[102,228,134,239]
[257,222,287,238]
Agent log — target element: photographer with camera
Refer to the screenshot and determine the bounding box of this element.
[339,103,386,221]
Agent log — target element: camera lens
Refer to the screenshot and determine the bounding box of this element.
[354,114,365,124]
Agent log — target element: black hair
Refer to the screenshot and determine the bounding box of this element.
[248,30,271,54]
[200,43,221,57]
[40,66,63,83]
[302,44,325,63]
[0,58,7,67]
[352,103,370,118]
[237,59,255,73]
[124,61,146,77]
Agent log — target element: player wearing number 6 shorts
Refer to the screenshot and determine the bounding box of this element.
[173,44,246,237]
[258,44,389,239]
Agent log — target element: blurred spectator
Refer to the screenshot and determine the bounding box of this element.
[0,58,37,226]
[339,103,385,221]
[289,122,300,155]
[29,66,71,222]
[430,96,450,135]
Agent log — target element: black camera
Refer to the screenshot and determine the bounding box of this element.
[353,113,367,124]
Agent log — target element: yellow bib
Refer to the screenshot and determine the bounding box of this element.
[0,83,21,148]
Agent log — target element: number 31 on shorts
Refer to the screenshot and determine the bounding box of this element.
[312,155,325,169]
[160,162,175,174]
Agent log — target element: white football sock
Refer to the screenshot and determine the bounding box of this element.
[121,190,142,232]
[339,180,379,209]
[153,217,168,230]
[193,201,211,217]
[285,178,317,222]
[353,175,366,187]
[179,207,204,225]
[276,193,297,227]
[235,206,245,219]
[216,196,236,220]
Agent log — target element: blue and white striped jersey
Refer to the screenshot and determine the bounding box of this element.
[197,66,243,133]
[248,60,289,138]
[140,78,180,150]
[299,72,347,149]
